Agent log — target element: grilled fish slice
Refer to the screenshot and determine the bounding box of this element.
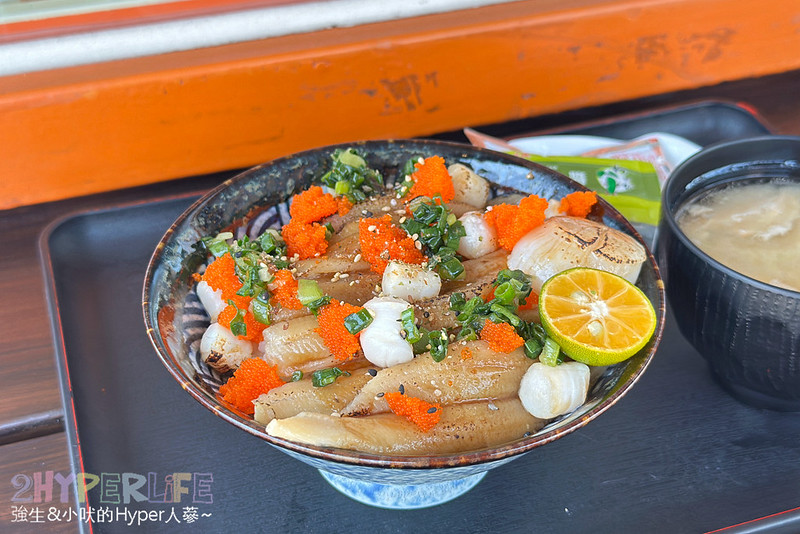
[254,365,374,423]
[265,398,545,455]
[342,340,532,416]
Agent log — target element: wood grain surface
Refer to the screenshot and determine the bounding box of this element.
[2,0,800,209]
[0,433,76,534]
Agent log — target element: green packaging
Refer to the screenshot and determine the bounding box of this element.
[514,153,662,226]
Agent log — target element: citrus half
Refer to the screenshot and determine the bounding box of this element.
[538,267,657,366]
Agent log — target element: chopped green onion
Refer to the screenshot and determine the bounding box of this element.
[312,367,351,387]
[207,239,230,258]
[400,308,422,344]
[291,370,303,382]
[539,337,562,367]
[437,257,465,281]
[297,279,325,306]
[428,329,448,362]
[337,147,367,168]
[334,180,351,195]
[523,337,544,359]
[319,148,383,203]
[226,300,247,337]
[343,309,373,335]
[296,279,331,314]
[252,293,272,325]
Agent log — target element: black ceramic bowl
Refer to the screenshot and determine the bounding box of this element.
[657,135,800,411]
[143,139,665,508]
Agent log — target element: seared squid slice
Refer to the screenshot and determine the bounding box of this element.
[324,191,399,234]
[258,316,354,375]
[442,249,508,294]
[200,323,254,373]
[292,233,371,277]
[253,365,374,424]
[265,398,545,455]
[416,276,495,331]
[268,270,382,324]
[341,340,532,416]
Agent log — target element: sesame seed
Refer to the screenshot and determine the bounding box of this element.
[340,273,349,278]
[427,407,437,414]
[368,225,377,232]
[376,392,385,397]
[399,217,407,224]
[434,389,442,396]
[390,199,398,206]
[415,241,422,249]
[381,206,391,212]
[488,403,498,411]
[353,253,362,262]
[368,368,378,376]
[398,384,405,394]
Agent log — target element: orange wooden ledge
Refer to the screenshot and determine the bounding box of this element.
[2,0,800,209]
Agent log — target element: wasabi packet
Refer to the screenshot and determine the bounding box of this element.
[462,128,665,244]
[514,153,662,226]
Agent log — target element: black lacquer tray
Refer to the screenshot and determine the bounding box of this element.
[41,101,800,533]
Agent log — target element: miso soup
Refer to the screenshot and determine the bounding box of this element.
[676,180,800,292]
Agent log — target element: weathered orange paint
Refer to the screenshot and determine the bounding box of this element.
[1,0,799,209]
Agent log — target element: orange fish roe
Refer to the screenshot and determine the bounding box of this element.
[460,347,474,360]
[559,191,598,218]
[336,196,353,216]
[289,186,339,224]
[358,214,426,274]
[217,304,267,342]
[270,269,302,310]
[484,194,549,251]
[518,291,539,311]
[218,358,284,415]
[201,253,250,309]
[315,300,363,361]
[281,220,329,260]
[384,392,441,432]
[480,319,525,353]
[406,155,455,203]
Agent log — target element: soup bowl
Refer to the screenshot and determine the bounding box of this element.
[657,135,800,411]
[143,139,665,509]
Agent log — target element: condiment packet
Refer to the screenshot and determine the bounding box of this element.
[581,137,671,187]
[464,128,663,226]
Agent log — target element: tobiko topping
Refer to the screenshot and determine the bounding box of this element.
[219,358,285,414]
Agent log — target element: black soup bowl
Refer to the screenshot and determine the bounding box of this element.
[144,139,665,509]
[657,135,800,411]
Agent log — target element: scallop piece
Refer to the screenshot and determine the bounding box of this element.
[448,163,491,209]
[196,280,226,322]
[507,216,646,291]
[359,297,414,368]
[457,211,499,259]
[518,361,590,419]
[382,261,441,301]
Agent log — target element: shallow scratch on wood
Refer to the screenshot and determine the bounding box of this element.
[379,71,438,115]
